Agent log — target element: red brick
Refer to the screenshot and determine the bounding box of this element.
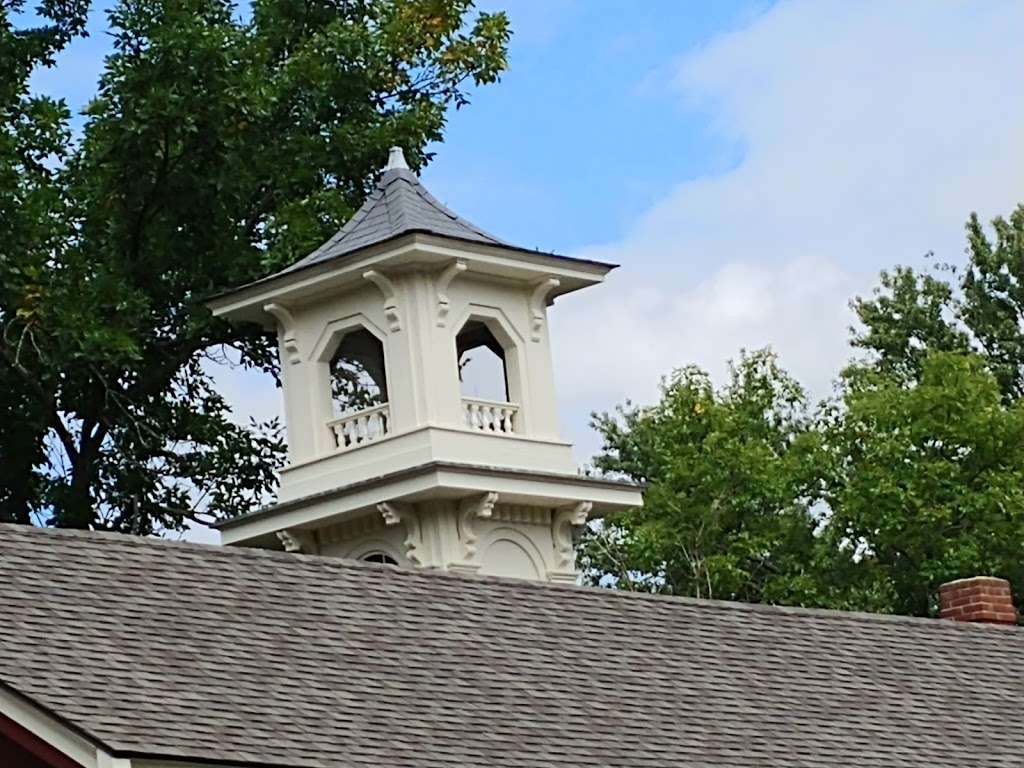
[938,576,1018,625]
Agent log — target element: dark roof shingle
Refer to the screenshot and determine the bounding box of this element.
[0,524,1022,767]
[282,165,506,275]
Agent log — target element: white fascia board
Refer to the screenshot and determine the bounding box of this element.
[0,684,104,768]
[207,233,614,325]
[206,238,421,325]
[220,462,642,546]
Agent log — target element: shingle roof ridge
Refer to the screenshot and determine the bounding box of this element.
[3,522,1016,635]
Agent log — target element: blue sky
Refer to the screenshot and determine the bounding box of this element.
[28,0,1024,476]
[34,0,768,251]
[421,0,770,252]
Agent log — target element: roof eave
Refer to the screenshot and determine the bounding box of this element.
[207,232,617,327]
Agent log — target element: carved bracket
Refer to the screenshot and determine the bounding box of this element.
[363,270,401,332]
[379,501,423,566]
[529,278,560,342]
[277,528,319,554]
[264,303,301,365]
[457,492,499,562]
[552,501,592,571]
[436,260,467,327]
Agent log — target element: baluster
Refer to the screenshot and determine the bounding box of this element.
[470,402,480,430]
[500,407,512,433]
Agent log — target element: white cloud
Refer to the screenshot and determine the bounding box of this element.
[553,0,1024,459]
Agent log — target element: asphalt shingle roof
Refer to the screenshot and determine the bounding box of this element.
[1,523,1022,768]
[282,163,506,274]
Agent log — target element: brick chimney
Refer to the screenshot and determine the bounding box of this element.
[939,577,1019,625]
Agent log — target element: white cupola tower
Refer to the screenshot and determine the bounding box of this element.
[209,148,641,582]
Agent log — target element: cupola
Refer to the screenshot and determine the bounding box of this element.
[208,148,642,582]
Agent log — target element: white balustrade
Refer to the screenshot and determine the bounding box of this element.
[327,403,391,451]
[462,397,519,434]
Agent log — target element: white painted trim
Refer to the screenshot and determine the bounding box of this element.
[278,423,573,474]
[0,684,103,768]
[207,234,611,324]
[221,463,642,545]
[362,270,401,332]
[435,259,467,327]
[263,303,301,365]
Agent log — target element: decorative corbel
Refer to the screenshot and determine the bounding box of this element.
[379,501,423,566]
[277,528,319,554]
[363,270,401,332]
[264,303,301,365]
[457,491,499,561]
[551,501,592,571]
[529,277,561,342]
[436,260,467,327]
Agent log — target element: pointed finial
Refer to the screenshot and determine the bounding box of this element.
[385,146,409,171]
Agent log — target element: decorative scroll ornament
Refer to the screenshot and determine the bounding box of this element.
[436,260,467,327]
[264,303,301,365]
[363,270,401,332]
[277,529,319,554]
[552,501,592,571]
[457,492,499,561]
[379,501,423,566]
[529,277,560,342]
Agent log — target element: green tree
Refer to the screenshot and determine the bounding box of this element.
[823,206,1024,615]
[581,350,828,604]
[0,0,89,522]
[823,352,1024,616]
[0,0,509,531]
[853,205,1024,399]
[586,207,1024,617]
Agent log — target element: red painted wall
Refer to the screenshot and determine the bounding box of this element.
[0,713,84,768]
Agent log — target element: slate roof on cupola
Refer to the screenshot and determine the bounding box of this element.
[281,147,508,274]
[2,523,1024,768]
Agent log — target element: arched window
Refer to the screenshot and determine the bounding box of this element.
[361,551,398,565]
[455,318,519,434]
[329,328,387,417]
[456,320,508,402]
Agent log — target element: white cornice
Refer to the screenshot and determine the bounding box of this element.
[207,234,613,326]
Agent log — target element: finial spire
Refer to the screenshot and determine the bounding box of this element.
[385,146,409,171]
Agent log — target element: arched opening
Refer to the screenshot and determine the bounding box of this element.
[327,327,389,449]
[455,319,518,433]
[330,328,387,416]
[456,320,508,402]
[361,551,398,565]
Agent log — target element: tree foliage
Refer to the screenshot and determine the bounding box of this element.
[823,352,1024,616]
[0,0,509,531]
[581,350,826,604]
[587,206,1024,617]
